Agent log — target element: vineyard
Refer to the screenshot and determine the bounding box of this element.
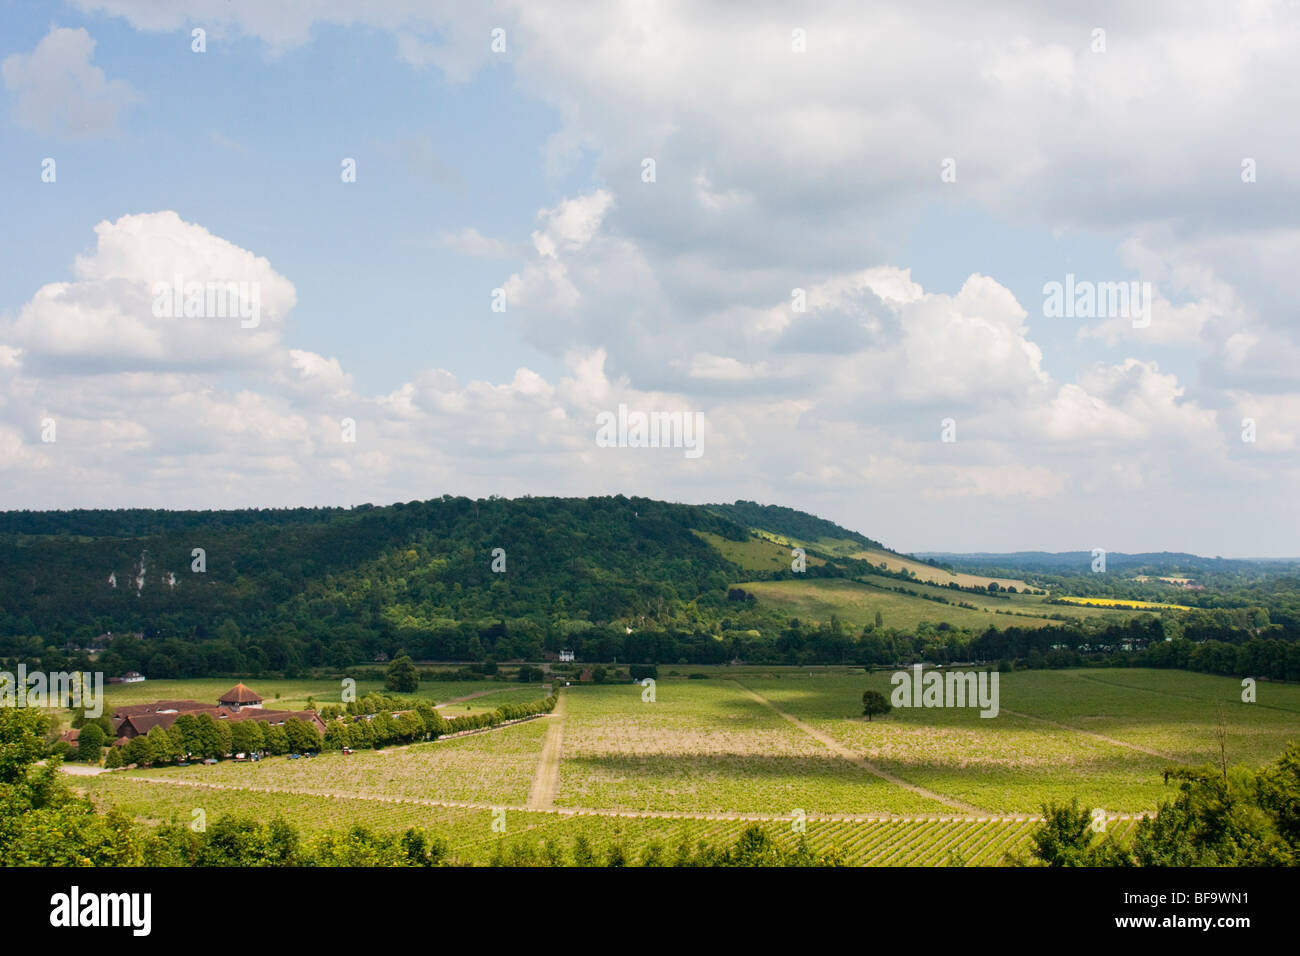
[81,774,1144,866]
[76,667,1300,865]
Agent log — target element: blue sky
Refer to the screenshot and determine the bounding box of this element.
[1,9,582,390]
[1,1,1297,556]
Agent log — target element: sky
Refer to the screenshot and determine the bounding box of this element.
[0,0,1297,557]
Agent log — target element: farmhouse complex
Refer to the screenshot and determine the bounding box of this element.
[109,682,327,744]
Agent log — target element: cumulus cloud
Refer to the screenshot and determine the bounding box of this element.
[3,212,294,374]
[2,26,138,137]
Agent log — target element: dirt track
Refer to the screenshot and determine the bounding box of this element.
[731,680,981,814]
[527,692,566,808]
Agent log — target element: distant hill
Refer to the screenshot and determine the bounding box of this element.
[4,496,1286,679]
[915,551,1296,574]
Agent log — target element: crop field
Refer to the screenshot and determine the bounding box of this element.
[108,715,550,805]
[80,773,1142,866]
[1057,596,1195,611]
[737,578,1060,630]
[737,577,1148,632]
[77,668,1300,865]
[847,547,1030,591]
[552,681,951,814]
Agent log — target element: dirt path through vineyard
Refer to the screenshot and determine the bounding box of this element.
[527,691,566,808]
[731,680,980,814]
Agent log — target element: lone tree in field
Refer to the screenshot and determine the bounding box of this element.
[861,690,892,721]
[385,652,419,693]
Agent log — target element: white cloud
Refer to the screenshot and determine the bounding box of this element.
[3,211,295,372]
[438,228,511,258]
[2,26,138,138]
[10,3,1300,553]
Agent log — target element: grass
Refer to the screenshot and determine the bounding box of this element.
[738,577,1149,632]
[737,578,1055,631]
[694,530,825,572]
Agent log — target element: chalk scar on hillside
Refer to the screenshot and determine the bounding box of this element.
[730,680,980,814]
[527,690,566,809]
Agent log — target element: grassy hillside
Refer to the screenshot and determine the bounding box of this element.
[848,548,1030,591]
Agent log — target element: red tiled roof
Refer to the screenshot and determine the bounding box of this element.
[112,700,210,719]
[218,683,263,704]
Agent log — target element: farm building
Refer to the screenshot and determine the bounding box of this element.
[218,682,263,711]
[109,683,325,742]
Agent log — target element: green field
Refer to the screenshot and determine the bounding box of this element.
[737,577,1149,632]
[75,668,1300,865]
[693,530,826,572]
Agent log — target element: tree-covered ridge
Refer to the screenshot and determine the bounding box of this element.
[0,496,752,666]
[2,494,1299,682]
[0,505,358,538]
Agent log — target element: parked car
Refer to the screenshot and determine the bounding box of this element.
[202,758,218,765]
[288,753,301,759]
[341,748,354,755]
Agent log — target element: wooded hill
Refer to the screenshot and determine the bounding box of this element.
[2,495,1296,679]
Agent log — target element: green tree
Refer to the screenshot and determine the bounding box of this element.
[173,713,201,759]
[861,690,892,721]
[123,734,154,767]
[284,718,321,753]
[76,722,106,763]
[385,653,419,693]
[0,708,49,783]
[230,720,262,757]
[1031,799,1097,866]
[146,725,176,764]
[263,724,288,755]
